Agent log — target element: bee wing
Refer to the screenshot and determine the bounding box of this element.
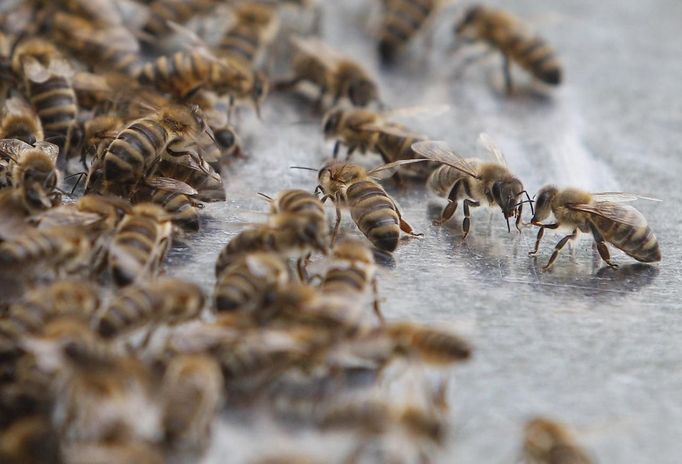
[357,122,420,138]
[567,202,649,227]
[33,141,60,162]
[367,159,434,180]
[411,140,481,179]
[3,95,35,116]
[145,176,199,196]
[35,206,102,229]
[590,192,662,203]
[0,138,33,160]
[22,57,51,83]
[290,36,341,70]
[477,132,507,167]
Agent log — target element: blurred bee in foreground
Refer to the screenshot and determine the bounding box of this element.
[314,160,423,252]
[0,96,43,145]
[529,186,661,270]
[218,1,280,68]
[277,37,380,109]
[454,5,562,94]
[412,135,533,238]
[522,417,593,464]
[377,0,444,65]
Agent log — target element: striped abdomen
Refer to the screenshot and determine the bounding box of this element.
[109,218,170,286]
[272,189,325,217]
[497,31,561,85]
[387,323,472,365]
[0,227,88,270]
[376,132,436,179]
[592,213,661,263]
[378,0,436,64]
[26,76,77,140]
[138,52,212,97]
[215,227,275,276]
[149,189,200,232]
[143,0,215,36]
[427,165,467,198]
[103,118,168,185]
[219,26,261,66]
[321,266,368,296]
[347,180,400,251]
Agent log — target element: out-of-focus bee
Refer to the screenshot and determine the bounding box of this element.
[529,187,661,270]
[95,277,204,339]
[321,107,437,181]
[87,100,212,197]
[161,354,224,455]
[262,188,326,221]
[107,203,172,286]
[63,440,164,464]
[522,417,593,464]
[315,160,423,252]
[412,135,532,237]
[320,238,381,322]
[143,0,218,37]
[378,0,443,65]
[10,38,79,155]
[454,5,562,94]
[0,139,60,212]
[218,2,280,68]
[214,252,289,313]
[0,415,61,464]
[51,12,143,76]
[278,37,380,109]
[215,211,330,277]
[133,185,202,231]
[382,322,472,365]
[0,96,44,145]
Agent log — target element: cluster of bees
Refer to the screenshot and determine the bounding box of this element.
[0,0,660,463]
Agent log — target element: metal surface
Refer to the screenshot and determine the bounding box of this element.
[168,1,682,462]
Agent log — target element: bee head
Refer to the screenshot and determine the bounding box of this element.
[348,79,378,107]
[322,109,344,138]
[492,178,524,219]
[456,5,485,35]
[215,127,236,149]
[531,185,559,224]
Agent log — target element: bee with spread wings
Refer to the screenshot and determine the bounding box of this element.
[529,186,661,270]
[411,134,532,238]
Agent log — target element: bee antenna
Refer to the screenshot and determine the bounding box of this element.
[290,165,318,172]
[257,192,273,201]
[505,215,511,233]
[520,190,535,215]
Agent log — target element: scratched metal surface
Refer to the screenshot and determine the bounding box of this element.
[167,0,682,462]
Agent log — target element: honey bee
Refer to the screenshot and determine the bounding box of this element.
[154,154,226,202]
[215,211,330,278]
[383,322,472,365]
[51,11,143,76]
[143,0,218,37]
[133,185,202,231]
[0,95,44,145]
[160,353,224,455]
[218,2,280,68]
[0,139,61,212]
[214,252,289,314]
[522,417,593,464]
[0,415,61,464]
[529,186,661,270]
[315,160,423,252]
[412,136,533,237]
[95,277,204,339]
[454,5,562,94]
[10,38,79,156]
[107,203,172,286]
[378,0,443,65]
[320,238,382,322]
[278,36,380,108]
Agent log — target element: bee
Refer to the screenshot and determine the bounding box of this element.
[154,155,226,202]
[10,38,79,155]
[160,354,224,455]
[95,277,204,339]
[0,139,61,212]
[214,252,289,314]
[218,2,280,68]
[0,415,61,464]
[0,95,44,145]
[89,100,211,197]
[315,160,423,252]
[214,211,330,278]
[528,186,661,270]
[320,238,382,322]
[133,185,202,231]
[143,0,219,37]
[454,5,562,94]
[378,0,443,65]
[51,12,143,76]
[279,36,380,108]
[107,203,172,286]
[412,135,533,237]
[383,322,472,365]
[522,417,593,464]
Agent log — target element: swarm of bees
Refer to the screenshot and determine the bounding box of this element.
[0,0,660,463]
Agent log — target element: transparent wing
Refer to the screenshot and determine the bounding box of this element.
[477,132,507,167]
[33,141,60,162]
[591,192,661,203]
[3,96,35,117]
[410,140,480,179]
[36,206,102,229]
[145,176,198,196]
[290,36,341,71]
[568,202,649,227]
[0,138,33,160]
[367,159,433,180]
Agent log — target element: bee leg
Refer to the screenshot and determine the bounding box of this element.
[462,199,480,239]
[515,203,523,232]
[296,257,309,282]
[331,204,342,246]
[333,141,342,158]
[529,223,558,256]
[371,277,384,323]
[434,179,463,226]
[345,145,357,160]
[227,96,235,124]
[399,217,423,237]
[543,228,578,271]
[590,224,619,269]
[502,55,513,95]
